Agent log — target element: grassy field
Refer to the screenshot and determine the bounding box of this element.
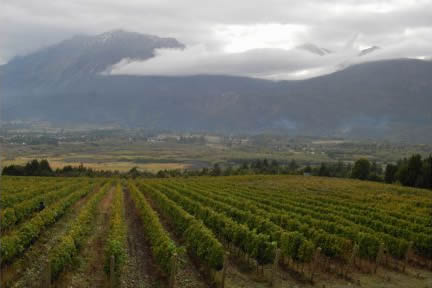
[1,155,191,172]
[1,140,324,172]
[1,175,432,287]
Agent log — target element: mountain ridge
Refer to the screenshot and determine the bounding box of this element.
[1,31,431,142]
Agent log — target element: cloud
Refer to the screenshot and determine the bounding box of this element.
[108,44,353,80]
[213,24,309,53]
[108,27,432,80]
[1,0,432,78]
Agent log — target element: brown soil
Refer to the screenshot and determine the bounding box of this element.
[53,185,115,288]
[2,185,100,288]
[120,187,165,288]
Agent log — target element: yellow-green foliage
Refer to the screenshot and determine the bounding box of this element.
[49,181,110,278]
[1,176,64,196]
[128,181,176,275]
[0,178,71,208]
[0,180,89,230]
[144,182,276,266]
[105,182,127,277]
[145,175,432,262]
[0,182,94,264]
[137,182,225,271]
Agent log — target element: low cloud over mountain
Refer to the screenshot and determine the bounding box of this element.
[108,34,432,80]
[1,31,432,142]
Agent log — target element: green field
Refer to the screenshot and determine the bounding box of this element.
[1,175,432,288]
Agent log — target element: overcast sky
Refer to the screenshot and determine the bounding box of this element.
[2,0,432,79]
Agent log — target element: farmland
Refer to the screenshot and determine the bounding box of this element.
[1,175,432,288]
[3,128,432,173]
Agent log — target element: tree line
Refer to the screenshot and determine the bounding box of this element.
[2,155,431,190]
[383,154,432,189]
[290,155,431,190]
[1,160,132,178]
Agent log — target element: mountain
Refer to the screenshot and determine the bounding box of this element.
[1,30,183,105]
[1,31,432,142]
[4,30,183,82]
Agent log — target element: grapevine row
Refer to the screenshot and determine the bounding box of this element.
[49,181,111,278]
[142,182,276,266]
[1,177,61,195]
[215,178,431,226]
[127,182,176,275]
[175,180,410,260]
[1,181,89,230]
[136,181,225,271]
[161,181,349,262]
[1,179,70,208]
[241,183,432,235]
[211,182,430,259]
[0,181,95,264]
[105,182,128,280]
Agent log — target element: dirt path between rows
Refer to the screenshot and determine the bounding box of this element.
[121,187,164,288]
[2,184,100,288]
[54,185,115,288]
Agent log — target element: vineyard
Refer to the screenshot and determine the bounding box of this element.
[1,175,432,287]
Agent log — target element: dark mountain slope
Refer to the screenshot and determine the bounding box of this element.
[1,31,431,141]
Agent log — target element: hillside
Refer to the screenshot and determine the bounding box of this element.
[1,30,432,142]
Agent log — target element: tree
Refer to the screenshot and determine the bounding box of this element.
[254,160,263,171]
[318,163,330,177]
[334,161,346,177]
[408,154,423,187]
[240,162,249,170]
[157,170,169,178]
[384,164,398,183]
[25,159,40,176]
[270,160,280,174]
[128,167,140,178]
[368,161,383,181]
[352,159,371,180]
[398,154,423,187]
[224,165,233,176]
[39,159,53,176]
[370,161,383,175]
[200,167,209,176]
[1,165,25,176]
[211,163,222,176]
[288,160,299,172]
[421,155,432,189]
